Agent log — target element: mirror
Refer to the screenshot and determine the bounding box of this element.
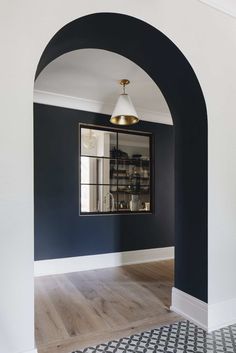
[80,125,152,214]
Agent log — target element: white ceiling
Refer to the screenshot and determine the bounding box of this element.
[34,49,172,125]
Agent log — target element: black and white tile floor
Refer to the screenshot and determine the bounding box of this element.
[73,321,236,353]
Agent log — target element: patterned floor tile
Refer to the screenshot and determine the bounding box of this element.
[72,321,236,353]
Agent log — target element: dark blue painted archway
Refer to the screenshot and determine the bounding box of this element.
[36,12,208,302]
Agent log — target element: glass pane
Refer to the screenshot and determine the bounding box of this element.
[117,133,150,159]
[117,187,151,212]
[117,159,150,186]
[81,157,117,184]
[110,160,129,185]
[81,185,117,213]
[81,128,117,157]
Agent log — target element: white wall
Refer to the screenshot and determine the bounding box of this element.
[1,0,236,352]
[199,0,236,17]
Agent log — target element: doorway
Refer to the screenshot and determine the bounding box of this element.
[34,11,207,353]
[34,47,176,352]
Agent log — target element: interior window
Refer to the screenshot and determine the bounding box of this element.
[80,124,152,214]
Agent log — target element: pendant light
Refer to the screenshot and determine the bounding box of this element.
[82,129,96,150]
[110,79,139,125]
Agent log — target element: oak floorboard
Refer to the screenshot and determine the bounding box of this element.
[35,259,182,353]
[35,282,69,345]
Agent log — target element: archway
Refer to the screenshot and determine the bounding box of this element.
[35,12,207,302]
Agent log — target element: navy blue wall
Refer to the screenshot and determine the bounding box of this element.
[34,103,174,260]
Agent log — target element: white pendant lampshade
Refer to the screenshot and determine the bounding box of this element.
[110,79,139,125]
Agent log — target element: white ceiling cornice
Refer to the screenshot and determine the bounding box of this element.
[34,90,173,126]
[199,0,236,18]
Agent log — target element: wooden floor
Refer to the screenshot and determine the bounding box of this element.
[35,259,181,353]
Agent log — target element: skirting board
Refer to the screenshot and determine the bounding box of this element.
[170,287,208,331]
[34,246,174,277]
[171,287,236,332]
[208,296,236,332]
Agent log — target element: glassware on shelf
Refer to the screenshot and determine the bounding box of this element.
[129,167,141,194]
[130,194,140,211]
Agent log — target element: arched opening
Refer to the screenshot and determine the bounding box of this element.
[34,11,207,351]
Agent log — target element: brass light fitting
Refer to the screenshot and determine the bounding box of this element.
[110,79,139,126]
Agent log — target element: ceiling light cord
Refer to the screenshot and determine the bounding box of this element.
[122,82,126,94]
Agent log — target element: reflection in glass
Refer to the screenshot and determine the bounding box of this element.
[118,188,150,212]
[118,133,149,159]
[81,157,116,184]
[81,185,117,213]
[80,125,152,214]
[81,128,116,157]
[110,162,150,184]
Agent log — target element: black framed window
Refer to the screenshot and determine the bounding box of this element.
[79,124,153,215]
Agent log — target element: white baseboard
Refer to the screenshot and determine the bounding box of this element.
[208,296,236,332]
[34,246,174,277]
[171,287,236,332]
[170,287,208,331]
